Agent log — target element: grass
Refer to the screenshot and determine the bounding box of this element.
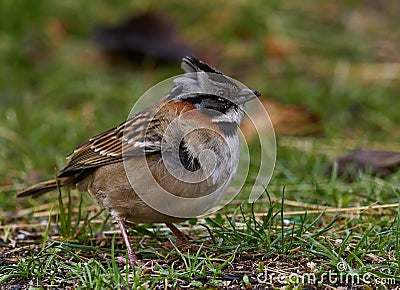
[2,186,399,288]
[1,0,400,288]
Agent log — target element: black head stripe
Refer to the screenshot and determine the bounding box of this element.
[182,56,222,74]
[182,93,238,115]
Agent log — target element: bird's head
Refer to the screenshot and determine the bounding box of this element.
[167,56,260,127]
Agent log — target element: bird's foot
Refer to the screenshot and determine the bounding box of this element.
[116,255,154,270]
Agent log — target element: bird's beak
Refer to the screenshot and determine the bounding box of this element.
[237,88,261,104]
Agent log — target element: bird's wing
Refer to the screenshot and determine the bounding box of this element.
[58,110,163,177]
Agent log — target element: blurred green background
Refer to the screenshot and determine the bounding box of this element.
[1,0,400,209]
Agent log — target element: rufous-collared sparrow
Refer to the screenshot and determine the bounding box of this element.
[17,56,260,265]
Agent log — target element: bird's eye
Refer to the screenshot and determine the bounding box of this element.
[216,89,226,97]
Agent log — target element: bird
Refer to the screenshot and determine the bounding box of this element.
[17,56,260,265]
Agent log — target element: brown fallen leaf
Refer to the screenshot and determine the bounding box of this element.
[263,35,296,60]
[93,11,194,62]
[45,18,67,47]
[328,150,400,179]
[240,98,322,140]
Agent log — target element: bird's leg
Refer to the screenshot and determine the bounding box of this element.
[166,223,190,244]
[117,219,138,266]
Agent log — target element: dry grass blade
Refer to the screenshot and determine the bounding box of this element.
[252,202,399,217]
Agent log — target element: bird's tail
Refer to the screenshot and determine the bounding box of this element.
[17,178,70,198]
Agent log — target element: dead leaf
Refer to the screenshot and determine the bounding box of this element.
[93,11,194,62]
[328,150,400,179]
[240,98,321,140]
[45,18,67,47]
[263,36,295,60]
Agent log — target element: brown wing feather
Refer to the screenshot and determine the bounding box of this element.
[58,111,163,177]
